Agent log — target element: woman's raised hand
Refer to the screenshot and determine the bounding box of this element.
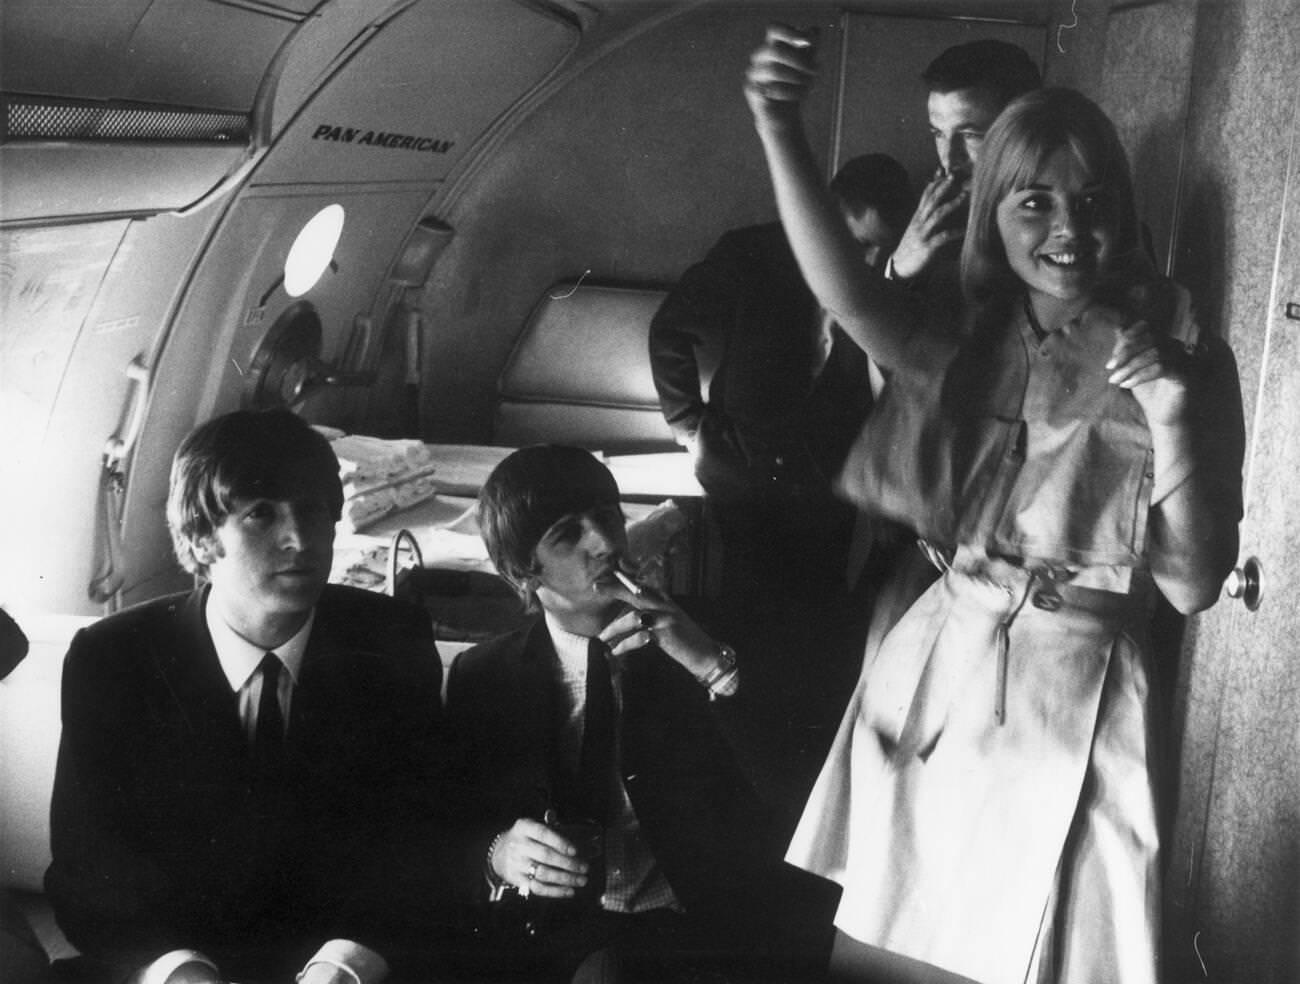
[1106,319,1192,427]
[744,24,820,129]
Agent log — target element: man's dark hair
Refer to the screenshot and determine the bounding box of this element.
[166,408,343,576]
[830,153,917,236]
[478,445,622,603]
[922,39,1042,107]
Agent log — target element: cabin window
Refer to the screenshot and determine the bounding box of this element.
[283,204,345,297]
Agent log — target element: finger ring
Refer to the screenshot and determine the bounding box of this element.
[527,860,538,881]
[637,611,657,631]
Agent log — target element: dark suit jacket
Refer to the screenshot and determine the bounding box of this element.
[649,222,874,503]
[46,584,449,981]
[443,619,837,971]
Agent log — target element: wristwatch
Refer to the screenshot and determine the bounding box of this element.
[700,643,739,699]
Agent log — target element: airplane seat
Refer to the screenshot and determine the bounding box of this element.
[493,281,675,454]
[0,615,90,974]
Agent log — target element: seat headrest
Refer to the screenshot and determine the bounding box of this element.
[498,282,667,408]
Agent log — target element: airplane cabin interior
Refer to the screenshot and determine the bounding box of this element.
[2,1,1299,981]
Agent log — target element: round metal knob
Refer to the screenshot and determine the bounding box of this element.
[1224,557,1263,611]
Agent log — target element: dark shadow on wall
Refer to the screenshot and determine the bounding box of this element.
[1132,120,1185,276]
[1173,177,1228,347]
[1162,170,1229,765]
[1162,169,1233,984]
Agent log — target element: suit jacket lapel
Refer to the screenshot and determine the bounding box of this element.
[519,621,565,816]
[156,586,246,765]
[289,604,355,762]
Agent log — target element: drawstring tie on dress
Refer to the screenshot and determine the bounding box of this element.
[995,573,1038,725]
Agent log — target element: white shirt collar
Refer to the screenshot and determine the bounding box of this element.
[205,596,314,693]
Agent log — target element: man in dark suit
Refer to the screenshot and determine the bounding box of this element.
[46,409,449,984]
[647,155,916,817]
[444,445,836,983]
[649,154,915,585]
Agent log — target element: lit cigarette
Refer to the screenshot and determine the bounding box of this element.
[789,37,812,48]
[613,570,643,596]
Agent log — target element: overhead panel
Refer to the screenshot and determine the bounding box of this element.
[0,143,246,223]
[0,0,302,222]
[0,0,157,99]
[113,0,296,110]
[251,0,578,187]
[0,0,296,110]
[267,0,421,136]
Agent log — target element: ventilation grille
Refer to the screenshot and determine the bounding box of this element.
[3,95,248,143]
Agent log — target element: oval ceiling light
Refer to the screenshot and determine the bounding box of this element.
[283,203,345,297]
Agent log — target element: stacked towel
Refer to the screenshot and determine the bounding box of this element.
[332,434,437,487]
[330,434,440,532]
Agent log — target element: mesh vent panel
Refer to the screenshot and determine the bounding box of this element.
[5,97,248,142]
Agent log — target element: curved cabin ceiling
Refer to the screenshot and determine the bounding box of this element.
[0,0,298,221]
[0,0,593,222]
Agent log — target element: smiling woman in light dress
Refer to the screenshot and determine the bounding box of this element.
[743,24,1244,984]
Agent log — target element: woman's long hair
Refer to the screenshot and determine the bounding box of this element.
[961,87,1151,310]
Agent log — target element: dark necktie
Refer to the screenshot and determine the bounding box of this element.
[253,652,284,771]
[577,638,615,824]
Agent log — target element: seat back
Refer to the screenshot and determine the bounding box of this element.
[1,614,87,967]
[493,282,673,454]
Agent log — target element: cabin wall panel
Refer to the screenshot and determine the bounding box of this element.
[253,0,577,187]
[1164,0,1300,980]
[416,4,845,443]
[0,210,221,617]
[0,223,127,616]
[1096,1,1198,274]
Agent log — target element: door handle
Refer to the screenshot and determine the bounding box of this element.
[1224,556,1263,611]
[89,356,150,606]
[103,355,151,477]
